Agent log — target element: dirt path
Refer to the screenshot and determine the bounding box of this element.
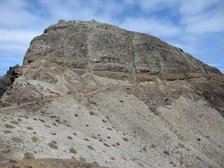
[0,84,121,111]
[0,95,64,111]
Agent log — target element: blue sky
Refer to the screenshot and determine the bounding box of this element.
[0,0,224,76]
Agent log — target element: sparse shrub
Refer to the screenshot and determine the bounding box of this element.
[151,144,156,148]
[110,157,115,160]
[11,120,19,125]
[66,124,71,127]
[3,130,11,134]
[51,140,57,144]
[89,111,94,115]
[27,127,33,130]
[91,135,97,139]
[123,137,128,141]
[5,124,15,129]
[176,133,185,140]
[12,136,23,143]
[163,150,170,155]
[45,124,51,128]
[24,152,35,159]
[48,141,58,149]
[69,147,77,154]
[31,136,38,142]
[17,118,22,122]
[79,156,86,162]
[87,145,95,150]
[93,161,99,165]
[72,156,77,160]
[103,143,110,147]
[22,115,29,119]
[67,136,73,140]
[39,119,45,123]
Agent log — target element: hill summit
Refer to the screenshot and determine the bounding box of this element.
[0,20,224,168]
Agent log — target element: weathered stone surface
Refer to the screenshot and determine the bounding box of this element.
[0,65,21,97]
[24,20,220,74]
[0,20,223,168]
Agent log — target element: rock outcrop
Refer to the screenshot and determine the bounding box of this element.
[0,65,21,97]
[24,20,219,74]
[0,20,223,168]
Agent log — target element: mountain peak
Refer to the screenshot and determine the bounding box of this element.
[0,20,223,168]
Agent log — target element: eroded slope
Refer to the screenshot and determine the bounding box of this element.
[0,20,223,168]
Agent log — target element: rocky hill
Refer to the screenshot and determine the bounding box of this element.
[0,20,223,168]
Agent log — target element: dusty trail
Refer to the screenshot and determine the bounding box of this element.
[0,84,120,111]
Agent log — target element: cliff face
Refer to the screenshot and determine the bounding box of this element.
[3,20,223,114]
[0,20,224,168]
[24,20,219,74]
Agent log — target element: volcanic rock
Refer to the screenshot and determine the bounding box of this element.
[0,20,223,168]
[0,65,21,97]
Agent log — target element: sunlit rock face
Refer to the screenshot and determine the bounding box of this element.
[0,20,223,168]
[24,20,219,74]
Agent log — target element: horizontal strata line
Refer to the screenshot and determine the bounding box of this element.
[67,68,216,79]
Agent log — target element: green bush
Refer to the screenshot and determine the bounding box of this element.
[3,130,11,134]
[31,136,38,142]
[27,127,33,130]
[69,147,77,154]
[5,124,15,129]
[12,136,23,143]
[67,136,73,140]
[48,141,58,149]
[24,152,35,159]
[103,143,110,147]
[11,120,19,125]
[87,145,95,150]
